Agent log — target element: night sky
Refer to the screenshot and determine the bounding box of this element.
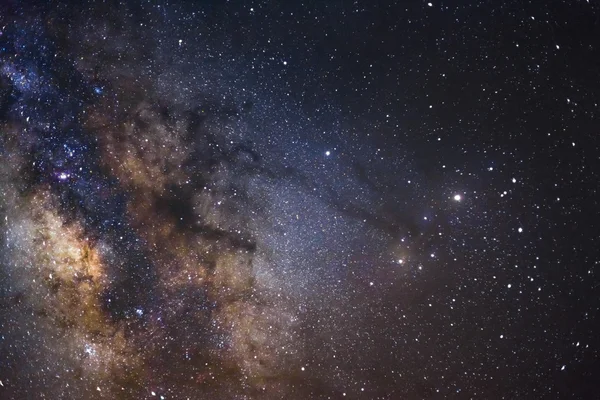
[1,0,599,399]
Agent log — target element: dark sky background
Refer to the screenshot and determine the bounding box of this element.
[1,0,599,399]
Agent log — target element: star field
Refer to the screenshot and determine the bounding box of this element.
[1,1,599,399]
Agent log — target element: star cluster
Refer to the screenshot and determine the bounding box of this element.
[1,1,599,399]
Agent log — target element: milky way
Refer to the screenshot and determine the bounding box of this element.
[1,1,600,399]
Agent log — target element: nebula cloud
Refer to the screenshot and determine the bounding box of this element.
[0,5,308,399]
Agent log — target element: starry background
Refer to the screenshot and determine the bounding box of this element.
[1,0,599,399]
